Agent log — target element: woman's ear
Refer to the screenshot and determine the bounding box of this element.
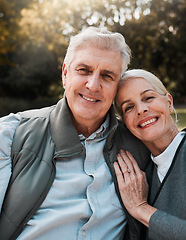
[166,93,174,114]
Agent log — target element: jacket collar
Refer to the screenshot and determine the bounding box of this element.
[50,97,118,157]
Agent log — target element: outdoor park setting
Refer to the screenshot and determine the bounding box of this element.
[176,108,186,130]
[0,0,186,128]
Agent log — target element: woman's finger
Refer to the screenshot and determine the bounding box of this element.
[117,153,131,182]
[119,150,135,175]
[114,161,125,186]
[125,150,142,175]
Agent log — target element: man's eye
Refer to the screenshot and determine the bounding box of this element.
[78,68,89,74]
[102,74,113,81]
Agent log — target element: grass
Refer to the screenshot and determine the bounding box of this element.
[175,108,186,130]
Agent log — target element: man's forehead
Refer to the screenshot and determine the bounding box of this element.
[71,47,122,71]
[74,44,121,59]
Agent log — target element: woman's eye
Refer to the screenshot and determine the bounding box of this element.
[145,96,154,101]
[124,105,133,113]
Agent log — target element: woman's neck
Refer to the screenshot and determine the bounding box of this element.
[143,126,179,157]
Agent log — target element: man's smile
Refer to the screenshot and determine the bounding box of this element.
[80,94,99,102]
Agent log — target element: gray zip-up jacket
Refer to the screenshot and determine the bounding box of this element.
[145,132,186,240]
[0,98,150,240]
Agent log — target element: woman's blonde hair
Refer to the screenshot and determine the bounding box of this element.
[115,69,177,122]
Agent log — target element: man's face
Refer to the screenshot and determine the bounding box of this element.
[62,45,122,130]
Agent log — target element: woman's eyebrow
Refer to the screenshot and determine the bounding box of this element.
[140,89,155,96]
[120,89,155,108]
[120,99,131,108]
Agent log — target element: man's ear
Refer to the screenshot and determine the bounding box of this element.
[62,63,67,88]
[166,93,174,114]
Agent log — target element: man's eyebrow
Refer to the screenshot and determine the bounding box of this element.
[75,64,118,78]
[76,63,92,69]
[102,70,118,78]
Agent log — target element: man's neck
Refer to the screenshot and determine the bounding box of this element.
[71,115,107,138]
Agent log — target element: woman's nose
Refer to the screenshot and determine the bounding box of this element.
[137,104,148,115]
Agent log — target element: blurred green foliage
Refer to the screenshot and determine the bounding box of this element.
[0,0,185,116]
[176,108,186,130]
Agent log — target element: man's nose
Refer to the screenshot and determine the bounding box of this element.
[86,73,101,91]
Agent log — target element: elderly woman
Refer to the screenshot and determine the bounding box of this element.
[114,69,186,240]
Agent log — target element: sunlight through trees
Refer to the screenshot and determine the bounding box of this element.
[0,0,185,115]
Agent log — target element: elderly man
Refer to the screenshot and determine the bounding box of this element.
[0,27,149,240]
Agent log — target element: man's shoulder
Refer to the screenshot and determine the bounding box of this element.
[115,120,147,149]
[11,105,57,160]
[114,120,150,170]
[19,105,56,120]
[115,120,137,141]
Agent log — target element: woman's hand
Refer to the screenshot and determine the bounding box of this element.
[114,150,157,227]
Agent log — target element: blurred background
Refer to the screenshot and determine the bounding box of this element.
[0,0,186,128]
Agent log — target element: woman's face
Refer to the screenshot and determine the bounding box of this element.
[116,77,175,143]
